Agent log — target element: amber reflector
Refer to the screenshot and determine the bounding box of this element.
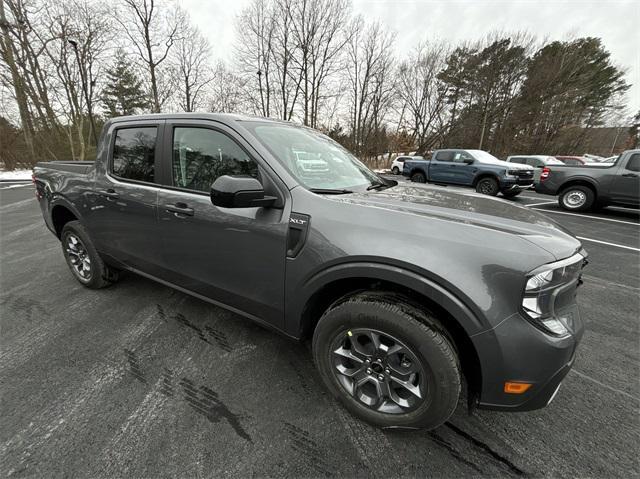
[504,382,532,394]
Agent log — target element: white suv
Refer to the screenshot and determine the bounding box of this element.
[391,155,422,175]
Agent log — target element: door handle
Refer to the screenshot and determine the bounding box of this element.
[622,173,638,177]
[165,202,194,217]
[100,189,119,199]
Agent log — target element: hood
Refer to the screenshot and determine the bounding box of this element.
[465,150,534,170]
[334,184,581,260]
[484,158,533,170]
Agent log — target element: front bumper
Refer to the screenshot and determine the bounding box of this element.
[472,303,584,411]
[500,177,534,191]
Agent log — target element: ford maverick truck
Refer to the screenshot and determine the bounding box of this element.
[34,113,586,430]
[535,150,640,211]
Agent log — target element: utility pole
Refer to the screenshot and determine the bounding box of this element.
[68,38,98,146]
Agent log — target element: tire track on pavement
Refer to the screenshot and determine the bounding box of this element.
[0,304,164,476]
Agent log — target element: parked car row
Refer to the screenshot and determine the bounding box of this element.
[390,152,616,175]
[393,148,639,211]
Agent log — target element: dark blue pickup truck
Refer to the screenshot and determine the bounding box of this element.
[403,149,535,197]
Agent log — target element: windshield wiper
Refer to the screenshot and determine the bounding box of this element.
[366,181,387,191]
[309,188,354,195]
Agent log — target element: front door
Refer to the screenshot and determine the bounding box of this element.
[155,121,289,329]
[609,153,640,205]
[88,121,164,274]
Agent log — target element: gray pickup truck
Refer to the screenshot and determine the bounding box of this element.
[34,113,586,430]
[535,149,640,211]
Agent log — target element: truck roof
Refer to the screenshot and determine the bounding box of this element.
[105,112,288,126]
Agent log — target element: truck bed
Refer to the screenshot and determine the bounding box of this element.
[34,161,95,175]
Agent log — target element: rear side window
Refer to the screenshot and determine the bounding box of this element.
[626,153,640,172]
[509,157,527,164]
[172,127,259,193]
[112,127,157,182]
[435,151,454,161]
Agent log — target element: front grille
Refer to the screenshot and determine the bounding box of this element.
[509,169,534,178]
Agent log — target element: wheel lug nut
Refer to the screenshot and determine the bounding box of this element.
[378,374,384,381]
[385,368,390,374]
[366,368,372,374]
[365,358,371,363]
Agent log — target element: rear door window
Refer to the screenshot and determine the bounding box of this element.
[435,151,454,161]
[111,127,157,183]
[625,153,640,172]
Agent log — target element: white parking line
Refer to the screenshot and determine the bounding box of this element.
[529,207,640,226]
[576,236,640,252]
[523,201,557,207]
[571,369,639,402]
[0,184,31,190]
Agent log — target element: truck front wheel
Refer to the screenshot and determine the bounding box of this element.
[475,177,499,196]
[410,171,426,183]
[312,292,461,430]
[60,221,119,289]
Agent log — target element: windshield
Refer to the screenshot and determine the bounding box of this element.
[547,157,565,165]
[243,122,381,191]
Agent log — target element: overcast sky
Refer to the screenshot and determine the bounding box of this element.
[181,0,639,115]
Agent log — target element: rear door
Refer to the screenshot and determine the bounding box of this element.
[609,153,640,205]
[89,120,164,274]
[154,119,289,329]
[429,150,456,182]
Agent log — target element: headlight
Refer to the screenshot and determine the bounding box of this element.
[521,252,587,337]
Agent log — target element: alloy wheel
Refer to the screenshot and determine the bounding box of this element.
[478,179,496,195]
[330,328,426,414]
[65,233,92,280]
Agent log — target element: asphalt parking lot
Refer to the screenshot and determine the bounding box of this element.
[1,179,638,477]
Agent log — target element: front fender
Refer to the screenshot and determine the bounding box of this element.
[285,259,488,339]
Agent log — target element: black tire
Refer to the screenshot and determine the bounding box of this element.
[313,292,461,430]
[475,177,499,196]
[558,185,595,212]
[410,171,426,183]
[60,221,119,289]
[392,166,400,175]
[501,189,522,198]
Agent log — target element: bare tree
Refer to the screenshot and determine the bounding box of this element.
[235,0,276,116]
[345,18,395,156]
[209,61,246,113]
[115,0,182,113]
[289,0,351,127]
[396,41,448,152]
[0,0,35,157]
[171,18,212,112]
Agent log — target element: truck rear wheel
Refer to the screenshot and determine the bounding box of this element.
[312,292,461,430]
[60,221,119,289]
[410,172,426,183]
[559,186,594,211]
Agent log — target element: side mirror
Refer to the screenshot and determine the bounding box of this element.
[210,175,276,208]
[463,158,474,165]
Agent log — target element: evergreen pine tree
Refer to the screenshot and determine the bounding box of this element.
[101,50,149,117]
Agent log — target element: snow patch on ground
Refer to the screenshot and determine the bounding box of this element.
[0,169,32,181]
